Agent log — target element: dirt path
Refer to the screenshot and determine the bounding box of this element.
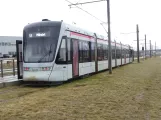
[0,58,161,120]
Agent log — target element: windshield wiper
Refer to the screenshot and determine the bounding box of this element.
[37,44,52,63]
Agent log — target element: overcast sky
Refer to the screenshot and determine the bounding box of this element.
[0,0,160,50]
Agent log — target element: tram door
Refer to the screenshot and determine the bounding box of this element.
[72,40,79,77]
[16,40,23,79]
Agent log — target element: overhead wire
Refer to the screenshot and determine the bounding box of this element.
[65,0,137,48]
[64,0,106,23]
[68,0,106,6]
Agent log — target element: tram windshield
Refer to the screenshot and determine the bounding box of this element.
[23,26,60,63]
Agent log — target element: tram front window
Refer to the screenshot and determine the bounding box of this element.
[23,26,60,63]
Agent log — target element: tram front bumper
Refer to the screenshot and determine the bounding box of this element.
[23,71,51,81]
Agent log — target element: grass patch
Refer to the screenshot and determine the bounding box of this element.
[0,57,161,119]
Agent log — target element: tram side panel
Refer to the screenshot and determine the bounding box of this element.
[48,37,132,82]
[116,44,121,66]
[78,40,94,76]
[49,30,133,81]
[67,31,96,78]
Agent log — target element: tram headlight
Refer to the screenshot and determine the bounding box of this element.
[24,67,30,71]
[42,67,52,71]
[24,67,52,71]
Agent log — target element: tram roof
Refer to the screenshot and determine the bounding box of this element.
[24,20,133,49]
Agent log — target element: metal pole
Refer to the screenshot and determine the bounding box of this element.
[107,0,112,74]
[94,33,98,72]
[150,40,151,58]
[1,60,3,78]
[136,24,140,63]
[13,59,15,76]
[145,34,146,59]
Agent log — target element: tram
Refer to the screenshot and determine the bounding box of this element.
[23,19,133,82]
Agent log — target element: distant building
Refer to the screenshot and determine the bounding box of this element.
[0,36,22,57]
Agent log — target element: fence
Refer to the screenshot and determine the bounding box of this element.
[0,58,17,78]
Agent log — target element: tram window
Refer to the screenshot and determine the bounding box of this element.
[91,42,95,61]
[112,46,115,59]
[127,49,129,58]
[79,41,90,62]
[97,44,103,61]
[128,50,130,58]
[119,48,121,59]
[124,49,126,58]
[82,41,90,62]
[117,47,121,59]
[121,49,124,58]
[125,49,126,57]
[118,48,120,59]
[122,49,125,58]
[125,49,128,57]
[125,49,127,57]
[103,45,108,60]
[79,41,83,62]
[116,47,119,59]
[67,38,71,62]
[130,50,132,57]
[57,39,66,63]
[97,44,101,60]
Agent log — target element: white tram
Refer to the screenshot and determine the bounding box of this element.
[23,19,133,82]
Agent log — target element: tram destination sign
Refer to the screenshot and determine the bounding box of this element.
[28,31,50,38]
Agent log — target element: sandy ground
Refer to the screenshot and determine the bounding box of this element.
[0,57,161,120]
